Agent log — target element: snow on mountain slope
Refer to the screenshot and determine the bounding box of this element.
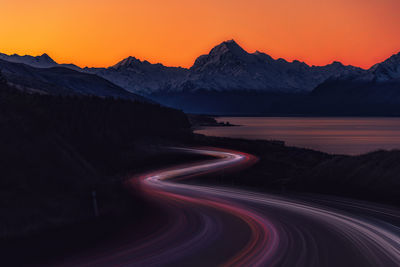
[86,57,187,95]
[86,40,363,94]
[370,52,400,82]
[180,40,363,92]
[308,51,400,115]
[5,40,400,98]
[319,51,400,84]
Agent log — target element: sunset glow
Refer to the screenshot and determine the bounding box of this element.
[1,0,400,68]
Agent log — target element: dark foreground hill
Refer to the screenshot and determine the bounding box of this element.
[1,72,400,265]
[0,78,192,239]
[192,135,400,206]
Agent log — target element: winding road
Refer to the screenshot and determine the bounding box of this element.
[62,147,400,267]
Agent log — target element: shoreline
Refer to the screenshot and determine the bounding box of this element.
[194,116,400,156]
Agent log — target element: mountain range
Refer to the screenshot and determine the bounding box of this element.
[86,40,364,96]
[309,52,400,115]
[1,40,399,115]
[0,58,146,102]
[0,40,365,94]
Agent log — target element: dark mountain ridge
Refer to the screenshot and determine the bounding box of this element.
[0,59,147,102]
[309,51,400,115]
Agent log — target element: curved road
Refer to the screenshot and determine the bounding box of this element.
[62,147,400,267]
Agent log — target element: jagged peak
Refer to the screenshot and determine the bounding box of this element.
[111,56,171,70]
[291,59,309,66]
[38,53,56,63]
[330,61,344,66]
[218,39,240,47]
[381,51,400,64]
[208,39,249,57]
[0,52,57,65]
[113,56,143,68]
[277,58,288,64]
[225,39,237,43]
[316,61,347,69]
[40,53,51,58]
[253,50,273,60]
[369,51,400,80]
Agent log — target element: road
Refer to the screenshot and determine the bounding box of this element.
[62,147,400,266]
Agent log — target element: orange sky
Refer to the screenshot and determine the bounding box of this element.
[1,0,400,68]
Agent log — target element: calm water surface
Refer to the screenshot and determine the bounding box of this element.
[195,117,400,155]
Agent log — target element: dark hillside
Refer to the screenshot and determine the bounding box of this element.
[0,75,192,239]
[307,79,400,116]
[192,135,400,206]
[296,150,400,203]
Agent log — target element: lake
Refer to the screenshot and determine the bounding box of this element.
[195,117,400,155]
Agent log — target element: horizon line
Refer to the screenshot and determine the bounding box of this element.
[1,39,399,70]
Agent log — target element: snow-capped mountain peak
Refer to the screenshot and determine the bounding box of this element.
[113,56,145,69]
[208,39,248,58]
[38,53,56,63]
[371,51,400,81]
[2,40,392,97]
[182,40,361,92]
[191,40,260,72]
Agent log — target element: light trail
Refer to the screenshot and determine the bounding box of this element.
[60,147,400,267]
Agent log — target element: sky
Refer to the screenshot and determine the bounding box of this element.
[1,0,400,69]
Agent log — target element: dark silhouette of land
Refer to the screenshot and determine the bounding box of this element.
[1,73,399,265]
